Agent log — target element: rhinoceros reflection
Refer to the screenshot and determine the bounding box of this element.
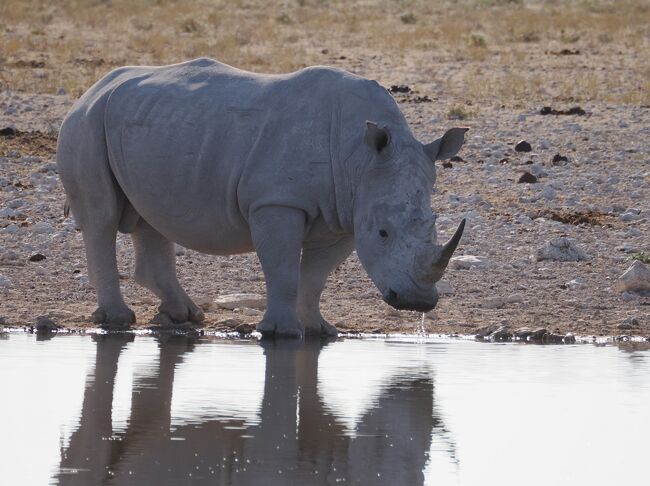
[56,336,455,485]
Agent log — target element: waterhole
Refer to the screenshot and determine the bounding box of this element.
[0,333,648,485]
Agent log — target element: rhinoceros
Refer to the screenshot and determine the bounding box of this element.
[57,58,467,337]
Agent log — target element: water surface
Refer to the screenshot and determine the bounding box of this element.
[0,333,648,485]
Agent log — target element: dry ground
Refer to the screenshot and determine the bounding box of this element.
[1,0,649,338]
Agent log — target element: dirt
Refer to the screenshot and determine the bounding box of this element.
[1,1,649,340]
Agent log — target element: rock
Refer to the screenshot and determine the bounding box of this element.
[535,237,589,262]
[214,293,266,310]
[563,333,576,344]
[515,140,532,152]
[505,294,524,304]
[529,163,547,178]
[0,275,11,294]
[475,324,500,338]
[174,244,186,256]
[482,297,505,309]
[0,127,17,137]
[0,208,16,218]
[621,210,642,222]
[529,328,548,341]
[29,253,46,262]
[565,278,585,290]
[436,280,454,296]
[489,326,512,341]
[195,295,216,311]
[36,316,60,333]
[450,255,491,270]
[518,171,537,183]
[541,186,556,200]
[239,307,263,317]
[514,327,532,340]
[31,222,54,235]
[551,153,569,165]
[234,322,256,334]
[56,87,67,95]
[441,161,453,169]
[542,333,565,344]
[613,261,650,295]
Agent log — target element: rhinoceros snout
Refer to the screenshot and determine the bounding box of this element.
[382,288,438,312]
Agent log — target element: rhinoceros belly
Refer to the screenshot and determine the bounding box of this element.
[108,120,254,255]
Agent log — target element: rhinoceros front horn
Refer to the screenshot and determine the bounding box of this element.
[434,219,466,274]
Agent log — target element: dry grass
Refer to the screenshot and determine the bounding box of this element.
[0,0,648,104]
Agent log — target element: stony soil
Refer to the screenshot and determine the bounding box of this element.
[1,85,648,340]
[1,2,649,339]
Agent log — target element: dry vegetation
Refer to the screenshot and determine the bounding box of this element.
[0,0,649,106]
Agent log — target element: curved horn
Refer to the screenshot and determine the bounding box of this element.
[435,219,466,271]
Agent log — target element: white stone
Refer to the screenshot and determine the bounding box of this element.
[535,237,588,262]
[613,261,650,295]
[214,293,266,310]
[566,278,585,290]
[481,297,505,309]
[529,163,547,178]
[31,222,54,235]
[436,280,454,296]
[541,186,556,200]
[450,255,491,270]
[505,293,524,304]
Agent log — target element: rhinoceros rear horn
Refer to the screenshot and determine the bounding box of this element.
[434,218,466,273]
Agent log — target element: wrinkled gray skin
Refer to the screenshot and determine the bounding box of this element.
[57,58,468,338]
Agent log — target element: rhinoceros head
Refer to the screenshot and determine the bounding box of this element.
[353,122,468,312]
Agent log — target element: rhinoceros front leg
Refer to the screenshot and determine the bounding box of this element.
[298,237,355,337]
[132,219,204,327]
[250,206,306,338]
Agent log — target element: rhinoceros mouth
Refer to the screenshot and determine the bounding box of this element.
[382,288,438,312]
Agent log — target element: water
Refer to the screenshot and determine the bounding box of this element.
[1,333,649,486]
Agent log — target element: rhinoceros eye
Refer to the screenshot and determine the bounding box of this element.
[379,229,388,238]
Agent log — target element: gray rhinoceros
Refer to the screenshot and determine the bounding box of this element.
[57,58,467,337]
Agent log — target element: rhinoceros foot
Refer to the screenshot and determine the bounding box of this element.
[304,317,338,338]
[148,300,205,331]
[257,314,303,339]
[92,306,136,330]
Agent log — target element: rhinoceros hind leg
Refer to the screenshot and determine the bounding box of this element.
[132,219,204,326]
[298,237,355,337]
[250,206,306,339]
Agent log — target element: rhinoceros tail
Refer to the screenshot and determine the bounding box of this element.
[63,199,70,218]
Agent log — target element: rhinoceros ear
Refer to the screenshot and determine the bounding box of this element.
[423,127,469,161]
[364,121,391,154]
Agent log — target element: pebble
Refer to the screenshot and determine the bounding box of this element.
[541,186,556,200]
[29,253,46,262]
[31,222,54,235]
[518,171,537,183]
[482,297,505,309]
[489,326,512,341]
[515,140,532,152]
[566,278,585,290]
[535,237,589,262]
[475,324,500,338]
[613,261,650,295]
[214,293,266,310]
[239,307,263,317]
